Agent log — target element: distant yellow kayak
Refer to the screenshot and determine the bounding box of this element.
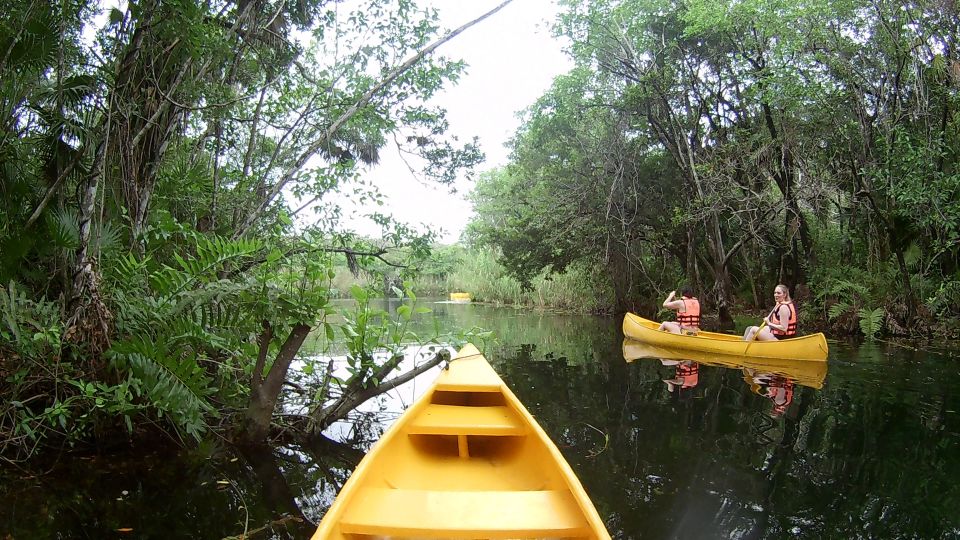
[311,343,611,539]
[623,312,829,361]
[449,292,472,302]
[622,339,828,389]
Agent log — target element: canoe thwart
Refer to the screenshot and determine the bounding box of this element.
[408,404,527,436]
[339,487,592,538]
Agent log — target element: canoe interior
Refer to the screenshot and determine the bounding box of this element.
[352,391,567,491]
[312,344,610,540]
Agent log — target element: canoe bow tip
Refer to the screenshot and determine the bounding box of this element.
[455,342,483,359]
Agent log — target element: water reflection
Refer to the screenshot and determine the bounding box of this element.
[661,360,700,395]
[743,371,795,417]
[4,303,960,540]
[623,338,826,420]
[623,338,828,390]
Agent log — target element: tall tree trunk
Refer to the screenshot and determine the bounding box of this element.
[64,139,112,358]
[760,100,812,286]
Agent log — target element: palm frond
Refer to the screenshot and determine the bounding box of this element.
[47,206,80,250]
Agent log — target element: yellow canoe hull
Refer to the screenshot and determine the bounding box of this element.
[449,292,472,302]
[623,312,829,361]
[311,343,611,539]
[622,339,828,389]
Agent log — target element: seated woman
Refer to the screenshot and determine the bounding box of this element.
[743,284,798,341]
[657,288,700,335]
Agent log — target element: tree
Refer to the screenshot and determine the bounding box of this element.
[0,0,511,458]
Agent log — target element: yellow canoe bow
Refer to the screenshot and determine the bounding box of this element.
[311,343,611,539]
[622,339,828,389]
[623,312,829,361]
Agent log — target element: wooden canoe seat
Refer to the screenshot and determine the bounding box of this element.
[339,487,592,538]
[407,405,526,436]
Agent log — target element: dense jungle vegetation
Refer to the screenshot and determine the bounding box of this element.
[0,0,503,463]
[465,0,960,337]
[1,0,959,464]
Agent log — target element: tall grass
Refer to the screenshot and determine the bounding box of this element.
[330,246,617,313]
[441,247,616,313]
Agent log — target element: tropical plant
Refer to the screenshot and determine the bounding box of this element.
[857,307,886,340]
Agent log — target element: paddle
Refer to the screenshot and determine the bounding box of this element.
[744,308,775,353]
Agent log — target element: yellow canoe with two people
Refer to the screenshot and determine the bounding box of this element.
[622,339,828,389]
[311,343,611,539]
[623,313,829,361]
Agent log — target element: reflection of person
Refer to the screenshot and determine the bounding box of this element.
[743,369,795,416]
[767,378,794,416]
[743,284,797,341]
[662,360,699,392]
[657,288,701,335]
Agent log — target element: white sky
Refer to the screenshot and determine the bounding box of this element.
[330,0,572,243]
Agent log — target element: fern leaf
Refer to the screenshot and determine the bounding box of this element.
[857,307,885,340]
[828,302,850,320]
[111,339,218,440]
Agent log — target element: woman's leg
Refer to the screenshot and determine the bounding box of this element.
[754,326,778,341]
[659,321,682,334]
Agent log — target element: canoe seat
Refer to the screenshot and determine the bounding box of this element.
[407,404,526,436]
[339,487,592,538]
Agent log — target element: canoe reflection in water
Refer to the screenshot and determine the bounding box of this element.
[623,339,827,391]
[624,338,825,415]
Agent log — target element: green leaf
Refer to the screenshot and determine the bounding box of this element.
[109,8,124,26]
[857,307,885,340]
[828,302,850,320]
[350,284,368,302]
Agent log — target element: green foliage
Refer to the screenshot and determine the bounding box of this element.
[481,0,960,328]
[925,279,960,318]
[326,282,443,392]
[102,234,269,439]
[0,282,143,460]
[828,302,851,321]
[815,276,871,308]
[109,339,217,440]
[857,307,885,340]
[0,281,61,356]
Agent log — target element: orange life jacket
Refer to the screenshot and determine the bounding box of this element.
[770,301,797,337]
[676,297,701,328]
[676,362,699,389]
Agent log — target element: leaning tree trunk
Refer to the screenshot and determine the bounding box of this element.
[305,350,448,438]
[241,322,311,444]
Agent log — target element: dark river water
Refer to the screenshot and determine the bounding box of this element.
[2,300,960,539]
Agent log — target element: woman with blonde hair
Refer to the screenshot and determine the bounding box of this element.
[743,284,797,341]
